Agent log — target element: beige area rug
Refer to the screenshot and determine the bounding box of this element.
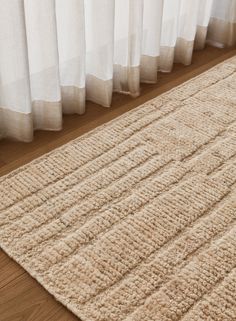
[1,57,236,321]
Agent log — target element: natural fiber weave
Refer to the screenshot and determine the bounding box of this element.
[1,57,236,321]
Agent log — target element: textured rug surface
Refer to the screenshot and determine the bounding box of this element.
[1,57,236,321]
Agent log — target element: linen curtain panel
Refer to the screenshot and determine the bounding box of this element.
[0,0,236,142]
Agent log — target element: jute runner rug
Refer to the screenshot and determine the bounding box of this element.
[1,57,236,321]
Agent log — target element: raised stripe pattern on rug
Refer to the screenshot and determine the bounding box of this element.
[1,56,236,321]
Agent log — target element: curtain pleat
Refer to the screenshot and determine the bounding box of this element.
[0,0,33,141]
[207,0,236,47]
[56,0,86,114]
[84,0,114,107]
[113,0,143,97]
[24,0,62,132]
[0,0,235,142]
[194,0,213,50]
[141,0,164,83]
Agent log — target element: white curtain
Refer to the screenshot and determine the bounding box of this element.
[0,0,235,142]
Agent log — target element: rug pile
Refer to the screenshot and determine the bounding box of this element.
[1,57,236,321]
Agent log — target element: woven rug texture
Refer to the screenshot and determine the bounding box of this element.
[1,57,236,321]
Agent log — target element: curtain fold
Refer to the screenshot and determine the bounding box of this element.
[207,0,236,47]
[0,0,235,142]
[25,0,63,132]
[56,0,86,115]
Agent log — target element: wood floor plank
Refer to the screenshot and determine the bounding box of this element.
[0,252,25,290]
[0,45,235,321]
[0,273,69,321]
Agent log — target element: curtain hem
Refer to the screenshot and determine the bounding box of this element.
[61,86,85,114]
[207,17,236,47]
[0,107,33,142]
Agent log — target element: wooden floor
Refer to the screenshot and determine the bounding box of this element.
[0,46,236,321]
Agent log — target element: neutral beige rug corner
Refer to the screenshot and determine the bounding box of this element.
[1,57,236,321]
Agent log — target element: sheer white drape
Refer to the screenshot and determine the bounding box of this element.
[0,0,235,141]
